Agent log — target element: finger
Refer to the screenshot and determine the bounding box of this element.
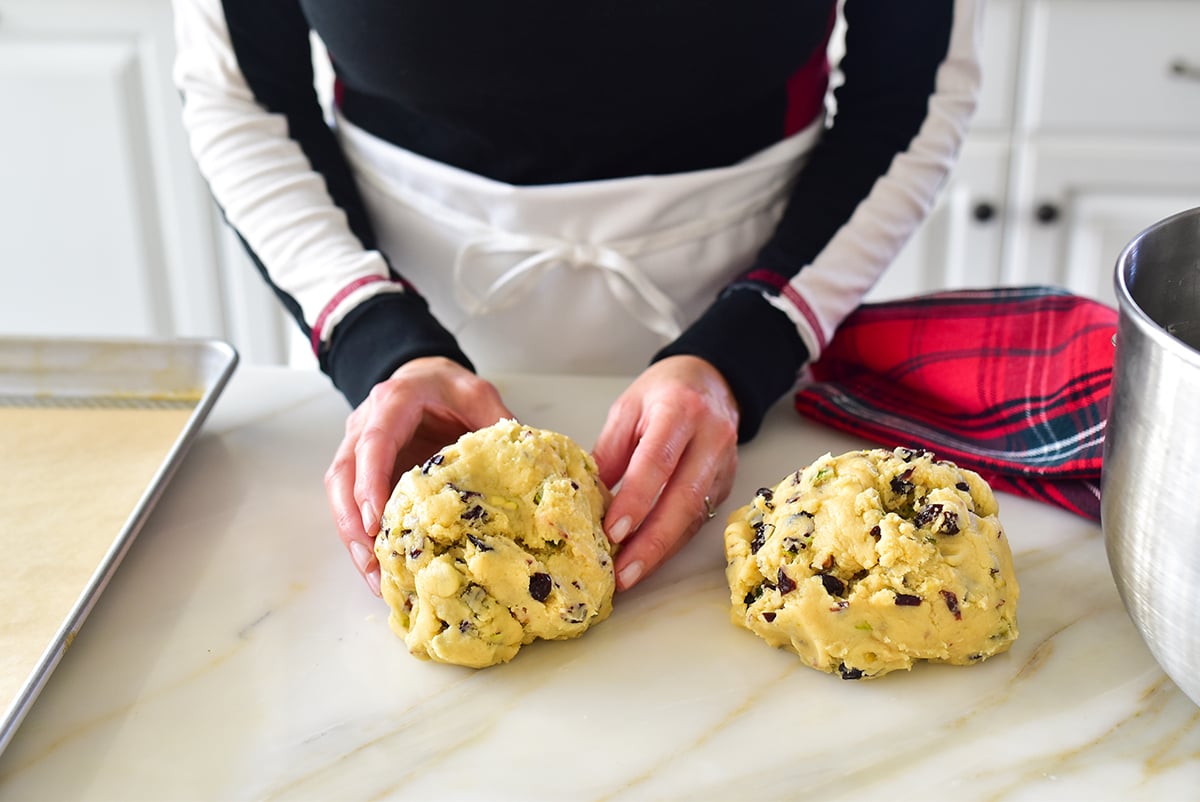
[353,383,428,537]
[603,407,692,547]
[612,438,722,589]
[614,417,737,591]
[592,394,640,490]
[325,410,367,547]
[325,442,365,550]
[708,464,737,510]
[324,421,382,595]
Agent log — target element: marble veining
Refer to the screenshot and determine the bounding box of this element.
[0,367,1197,801]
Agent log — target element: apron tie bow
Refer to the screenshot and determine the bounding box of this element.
[452,233,684,340]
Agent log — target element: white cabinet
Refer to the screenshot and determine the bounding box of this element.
[1020,0,1200,136]
[1005,0,1200,307]
[872,0,1200,308]
[0,0,290,363]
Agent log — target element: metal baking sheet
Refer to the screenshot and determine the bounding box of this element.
[0,335,238,756]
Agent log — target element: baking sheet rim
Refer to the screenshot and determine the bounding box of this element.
[0,337,239,757]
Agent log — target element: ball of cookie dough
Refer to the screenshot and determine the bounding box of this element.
[374,419,615,668]
[725,447,1019,680]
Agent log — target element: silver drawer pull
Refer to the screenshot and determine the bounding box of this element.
[1168,58,1200,81]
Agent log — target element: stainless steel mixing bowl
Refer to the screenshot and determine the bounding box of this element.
[1103,206,1200,708]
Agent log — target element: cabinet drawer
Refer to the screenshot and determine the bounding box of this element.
[1023,0,1200,134]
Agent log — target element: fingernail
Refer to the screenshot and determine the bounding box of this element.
[608,516,632,544]
[366,568,382,597]
[361,503,378,535]
[349,540,374,576]
[618,560,644,589]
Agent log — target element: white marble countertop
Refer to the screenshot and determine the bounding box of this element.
[1,365,1197,801]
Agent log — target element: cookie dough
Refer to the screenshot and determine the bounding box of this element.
[725,447,1019,679]
[375,419,615,668]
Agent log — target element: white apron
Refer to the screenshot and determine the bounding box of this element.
[336,111,823,375]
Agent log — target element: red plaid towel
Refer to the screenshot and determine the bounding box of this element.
[793,286,1117,521]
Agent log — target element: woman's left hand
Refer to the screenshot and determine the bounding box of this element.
[591,355,740,591]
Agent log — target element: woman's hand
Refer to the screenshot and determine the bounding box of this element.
[324,356,514,595]
[592,355,740,591]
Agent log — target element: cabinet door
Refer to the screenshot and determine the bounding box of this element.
[1062,193,1200,308]
[1006,142,1200,308]
[0,0,289,363]
[867,140,1010,302]
[1022,0,1200,137]
[0,30,171,338]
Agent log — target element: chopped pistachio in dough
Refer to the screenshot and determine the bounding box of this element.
[725,447,1019,680]
[375,419,615,668]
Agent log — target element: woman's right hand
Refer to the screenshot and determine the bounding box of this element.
[324,356,514,595]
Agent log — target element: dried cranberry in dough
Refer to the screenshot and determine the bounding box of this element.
[724,448,1019,679]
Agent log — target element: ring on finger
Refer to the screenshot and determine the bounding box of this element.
[704,495,717,521]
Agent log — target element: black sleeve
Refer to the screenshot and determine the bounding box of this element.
[656,0,980,441]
